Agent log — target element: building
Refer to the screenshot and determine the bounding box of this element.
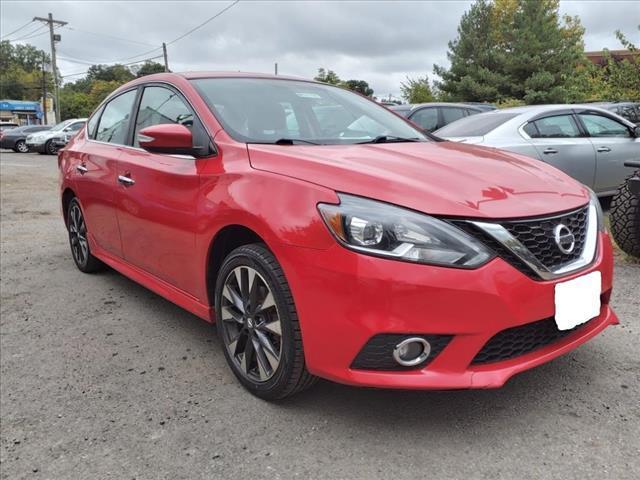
[585,49,638,66]
[0,100,45,125]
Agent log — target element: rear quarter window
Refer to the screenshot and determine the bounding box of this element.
[435,112,519,137]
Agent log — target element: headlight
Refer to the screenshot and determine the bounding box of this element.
[587,188,605,232]
[318,194,494,268]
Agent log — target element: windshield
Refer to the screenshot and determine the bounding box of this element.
[51,119,73,131]
[192,78,428,145]
[435,112,519,137]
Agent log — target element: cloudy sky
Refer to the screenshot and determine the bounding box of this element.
[1,0,638,98]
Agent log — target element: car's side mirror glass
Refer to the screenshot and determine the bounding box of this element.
[137,124,196,156]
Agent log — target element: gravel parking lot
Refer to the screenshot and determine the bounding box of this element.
[1,149,639,480]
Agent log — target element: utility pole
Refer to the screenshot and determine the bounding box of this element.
[274,62,278,75]
[162,43,169,72]
[41,52,48,125]
[34,13,67,123]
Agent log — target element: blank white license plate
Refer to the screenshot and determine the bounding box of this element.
[554,271,601,331]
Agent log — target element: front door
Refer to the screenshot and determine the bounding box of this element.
[115,85,203,296]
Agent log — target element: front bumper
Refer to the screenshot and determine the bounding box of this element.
[273,232,617,390]
[26,140,47,153]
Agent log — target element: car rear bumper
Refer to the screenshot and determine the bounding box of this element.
[273,232,617,390]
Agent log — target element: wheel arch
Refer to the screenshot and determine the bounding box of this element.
[61,187,77,226]
[205,224,268,307]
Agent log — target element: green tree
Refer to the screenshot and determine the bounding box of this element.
[435,0,586,104]
[135,61,166,77]
[86,64,135,83]
[400,75,434,103]
[342,79,374,96]
[0,40,54,101]
[434,0,507,102]
[314,68,341,85]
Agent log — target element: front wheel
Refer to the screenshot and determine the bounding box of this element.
[67,198,104,272]
[610,172,640,258]
[14,140,29,153]
[215,244,316,400]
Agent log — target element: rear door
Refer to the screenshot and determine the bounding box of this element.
[73,89,138,257]
[522,113,597,188]
[577,112,640,194]
[439,106,468,129]
[115,84,203,296]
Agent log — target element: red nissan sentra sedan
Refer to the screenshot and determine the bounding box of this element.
[59,72,618,399]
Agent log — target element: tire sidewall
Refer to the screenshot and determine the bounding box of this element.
[46,140,57,155]
[215,247,297,397]
[67,198,90,271]
[15,140,28,153]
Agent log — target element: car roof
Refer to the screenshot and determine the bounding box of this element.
[402,102,482,111]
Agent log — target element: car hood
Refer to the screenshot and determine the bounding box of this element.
[247,141,589,219]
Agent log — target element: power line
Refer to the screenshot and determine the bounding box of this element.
[1,19,34,39]
[8,23,47,41]
[61,54,164,78]
[166,0,240,46]
[12,25,50,41]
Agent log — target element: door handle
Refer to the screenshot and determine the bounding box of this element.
[76,164,88,174]
[597,146,611,153]
[543,148,558,154]
[117,174,135,186]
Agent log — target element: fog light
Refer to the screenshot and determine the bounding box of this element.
[392,337,431,366]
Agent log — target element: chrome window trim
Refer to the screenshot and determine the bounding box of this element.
[469,203,598,280]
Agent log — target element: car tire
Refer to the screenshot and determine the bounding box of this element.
[67,198,104,273]
[610,172,640,258]
[215,243,317,400]
[45,140,58,155]
[14,140,29,153]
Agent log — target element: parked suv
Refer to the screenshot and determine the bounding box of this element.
[27,118,86,154]
[0,125,51,153]
[59,73,617,399]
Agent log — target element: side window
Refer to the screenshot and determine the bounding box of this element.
[67,122,85,132]
[441,107,466,125]
[579,114,630,137]
[134,86,194,146]
[620,106,639,123]
[410,108,438,131]
[95,90,137,144]
[523,122,539,138]
[530,115,581,138]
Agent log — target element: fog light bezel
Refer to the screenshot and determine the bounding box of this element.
[392,337,431,367]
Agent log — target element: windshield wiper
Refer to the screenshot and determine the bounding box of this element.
[357,135,421,144]
[272,138,321,145]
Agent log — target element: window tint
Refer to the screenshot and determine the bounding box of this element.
[435,112,519,137]
[620,106,639,123]
[96,90,137,144]
[523,122,538,138]
[410,107,438,131]
[579,114,630,137]
[530,115,580,138]
[441,107,465,125]
[134,86,194,146]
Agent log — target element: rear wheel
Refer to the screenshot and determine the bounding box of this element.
[610,172,640,258]
[67,198,104,272]
[215,243,316,400]
[14,140,29,153]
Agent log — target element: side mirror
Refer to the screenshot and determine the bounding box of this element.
[138,124,195,156]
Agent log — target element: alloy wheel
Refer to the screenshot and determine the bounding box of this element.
[68,203,89,266]
[16,141,29,153]
[46,141,58,155]
[220,266,282,383]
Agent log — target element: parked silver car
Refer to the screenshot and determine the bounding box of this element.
[435,105,640,196]
[25,118,86,155]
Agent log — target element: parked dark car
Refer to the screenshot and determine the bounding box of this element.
[0,125,51,153]
[588,102,640,126]
[0,122,20,131]
[389,103,483,132]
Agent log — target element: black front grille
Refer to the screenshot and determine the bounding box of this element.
[351,334,452,371]
[502,206,588,271]
[471,317,590,365]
